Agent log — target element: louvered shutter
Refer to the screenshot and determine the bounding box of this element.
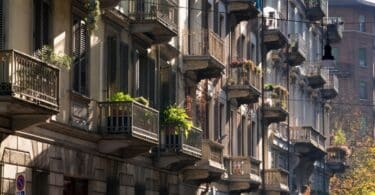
[106,176,119,195]
[120,42,129,92]
[73,17,89,95]
[33,0,50,51]
[213,1,219,34]
[160,63,171,109]
[107,36,117,95]
[0,0,5,49]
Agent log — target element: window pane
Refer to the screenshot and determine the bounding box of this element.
[358,48,366,67]
[359,81,367,99]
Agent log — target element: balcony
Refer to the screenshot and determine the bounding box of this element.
[128,0,178,44]
[287,34,307,66]
[326,145,350,174]
[264,14,288,51]
[227,0,260,25]
[100,0,121,8]
[304,0,327,21]
[263,86,288,124]
[183,140,225,183]
[303,63,328,88]
[325,17,344,43]
[226,60,261,104]
[263,168,289,193]
[183,30,225,81]
[291,126,326,159]
[158,126,203,170]
[320,73,338,99]
[0,50,59,130]
[224,156,261,192]
[97,101,159,157]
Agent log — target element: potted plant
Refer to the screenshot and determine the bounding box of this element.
[34,45,72,69]
[161,105,193,135]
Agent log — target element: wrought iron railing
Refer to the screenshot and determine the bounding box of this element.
[304,62,329,81]
[324,73,339,93]
[164,126,202,156]
[229,58,261,90]
[128,0,178,33]
[265,12,288,38]
[304,0,327,14]
[264,168,289,187]
[202,140,224,164]
[288,33,307,58]
[182,30,225,64]
[0,50,59,111]
[225,156,260,177]
[264,86,288,111]
[291,126,326,150]
[97,101,159,140]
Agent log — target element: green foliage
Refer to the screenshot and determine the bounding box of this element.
[134,96,149,107]
[85,0,100,33]
[333,128,347,146]
[35,45,72,69]
[110,92,134,102]
[264,83,274,91]
[110,92,150,106]
[161,105,193,134]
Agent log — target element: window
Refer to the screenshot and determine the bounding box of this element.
[0,0,5,49]
[72,14,89,95]
[63,178,88,195]
[33,0,50,51]
[248,121,257,157]
[358,48,367,67]
[359,81,367,99]
[359,15,366,32]
[214,100,224,141]
[135,50,156,107]
[32,170,48,195]
[106,176,119,195]
[332,47,339,61]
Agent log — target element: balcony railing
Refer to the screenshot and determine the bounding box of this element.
[304,0,327,21]
[264,168,289,192]
[264,12,288,50]
[225,156,261,178]
[97,101,159,143]
[183,30,225,64]
[291,126,326,151]
[228,59,261,90]
[325,17,344,43]
[288,34,307,65]
[164,126,202,157]
[303,62,329,88]
[202,140,224,165]
[0,50,59,111]
[321,71,339,99]
[264,87,288,111]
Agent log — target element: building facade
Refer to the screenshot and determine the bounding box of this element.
[0,0,343,194]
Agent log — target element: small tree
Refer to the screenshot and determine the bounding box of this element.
[333,128,347,146]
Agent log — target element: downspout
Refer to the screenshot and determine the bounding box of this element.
[286,0,291,192]
[260,0,266,194]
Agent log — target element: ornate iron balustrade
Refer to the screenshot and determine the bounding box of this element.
[164,126,203,156]
[182,30,225,64]
[226,156,261,177]
[128,0,178,32]
[97,101,159,142]
[291,126,326,151]
[229,58,261,90]
[264,168,289,189]
[0,50,59,111]
[202,140,224,164]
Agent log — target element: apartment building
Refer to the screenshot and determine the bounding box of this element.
[0,0,344,195]
[328,0,375,142]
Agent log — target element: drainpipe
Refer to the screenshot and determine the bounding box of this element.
[260,0,266,194]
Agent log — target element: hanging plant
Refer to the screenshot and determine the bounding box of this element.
[34,45,72,69]
[264,83,274,91]
[85,0,101,33]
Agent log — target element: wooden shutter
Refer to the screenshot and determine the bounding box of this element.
[107,36,117,96]
[120,42,129,92]
[32,170,48,195]
[213,1,219,34]
[0,0,4,49]
[73,16,89,95]
[160,63,171,109]
[106,176,119,195]
[33,0,50,51]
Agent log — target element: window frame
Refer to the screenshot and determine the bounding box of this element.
[358,48,367,67]
[359,81,368,100]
